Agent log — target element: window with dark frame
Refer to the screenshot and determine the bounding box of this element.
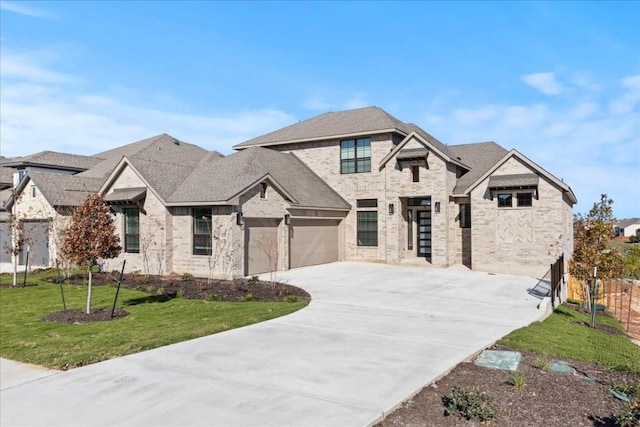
[123,208,140,253]
[341,138,371,174]
[260,182,267,199]
[459,204,471,228]
[497,193,513,208]
[30,185,36,197]
[517,192,533,207]
[411,165,419,182]
[356,198,378,246]
[193,208,212,255]
[407,209,413,250]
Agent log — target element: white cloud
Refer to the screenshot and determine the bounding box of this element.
[0,50,294,157]
[421,74,640,218]
[0,1,55,19]
[522,72,564,95]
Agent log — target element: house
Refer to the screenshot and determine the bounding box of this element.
[614,218,640,238]
[2,106,576,278]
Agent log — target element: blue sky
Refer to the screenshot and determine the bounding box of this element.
[1,1,639,218]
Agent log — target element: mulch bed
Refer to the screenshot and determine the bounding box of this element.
[379,346,640,427]
[37,271,310,324]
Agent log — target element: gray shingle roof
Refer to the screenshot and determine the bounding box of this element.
[168,147,350,210]
[2,151,102,171]
[616,218,640,228]
[27,172,103,207]
[448,142,509,194]
[488,173,539,188]
[233,106,415,149]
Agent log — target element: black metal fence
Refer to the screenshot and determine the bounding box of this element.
[550,253,565,308]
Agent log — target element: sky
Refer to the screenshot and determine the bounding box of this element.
[0,1,639,218]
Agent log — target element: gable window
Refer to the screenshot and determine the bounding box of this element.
[459,204,471,228]
[30,185,36,197]
[123,208,140,253]
[411,165,419,182]
[356,199,377,246]
[193,208,212,255]
[260,182,267,199]
[341,137,371,174]
[17,170,26,183]
[497,193,512,208]
[517,192,533,207]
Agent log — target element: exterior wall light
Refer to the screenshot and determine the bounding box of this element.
[284,213,291,225]
[236,212,243,226]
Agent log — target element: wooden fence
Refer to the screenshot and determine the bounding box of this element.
[550,253,565,308]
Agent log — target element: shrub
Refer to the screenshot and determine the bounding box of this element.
[248,276,259,284]
[176,289,185,298]
[534,358,550,371]
[207,293,222,302]
[181,273,194,281]
[615,405,640,427]
[243,293,255,301]
[443,384,498,422]
[285,295,299,303]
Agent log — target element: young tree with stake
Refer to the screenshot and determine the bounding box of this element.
[61,194,121,314]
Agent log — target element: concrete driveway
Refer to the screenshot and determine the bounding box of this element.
[1,262,548,426]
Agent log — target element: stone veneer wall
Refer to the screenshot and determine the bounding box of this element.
[469,156,571,277]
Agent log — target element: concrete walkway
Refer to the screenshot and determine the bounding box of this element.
[1,262,548,426]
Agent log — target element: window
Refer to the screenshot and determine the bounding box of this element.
[357,198,378,246]
[459,204,471,228]
[17,170,26,182]
[357,211,378,246]
[357,199,377,208]
[123,208,140,253]
[517,192,533,207]
[340,138,371,174]
[407,209,413,250]
[260,182,267,199]
[193,208,212,255]
[497,193,512,208]
[411,165,419,182]
[30,185,36,197]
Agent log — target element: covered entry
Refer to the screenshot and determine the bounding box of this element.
[289,218,340,268]
[244,218,280,275]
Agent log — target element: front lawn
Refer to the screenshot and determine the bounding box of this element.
[0,274,307,369]
[499,304,640,372]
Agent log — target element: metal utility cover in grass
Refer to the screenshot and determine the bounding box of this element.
[474,350,522,371]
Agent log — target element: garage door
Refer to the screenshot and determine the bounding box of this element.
[289,218,340,268]
[21,222,49,267]
[245,218,280,276]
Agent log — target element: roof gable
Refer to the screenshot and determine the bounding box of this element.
[461,149,577,204]
[379,131,467,170]
[233,106,413,149]
[10,172,103,208]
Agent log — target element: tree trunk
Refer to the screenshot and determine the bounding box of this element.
[12,252,17,287]
[86,264,93,314]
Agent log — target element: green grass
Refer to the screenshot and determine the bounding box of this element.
[499,305,640,373]
[0,275,306,369]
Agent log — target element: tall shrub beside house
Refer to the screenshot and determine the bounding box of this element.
[61,193,121,314]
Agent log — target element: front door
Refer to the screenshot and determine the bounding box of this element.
[417,210,431,260]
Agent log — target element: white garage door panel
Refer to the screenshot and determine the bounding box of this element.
[290,219,339,268]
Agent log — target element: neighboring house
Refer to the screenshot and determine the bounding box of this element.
[614,218,640,237]
[3,106,576,278]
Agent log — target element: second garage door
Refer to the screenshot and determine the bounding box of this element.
[289,218,340,268]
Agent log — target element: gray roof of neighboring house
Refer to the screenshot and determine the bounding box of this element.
[616,218,640,228]
[168,147,350,210]
[1,151,102,171]
[82,134,215,180]
[448,142,509,194]
[234,106,416,149]
[25,172,104,207]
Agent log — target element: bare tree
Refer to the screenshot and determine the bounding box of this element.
[60,194,121,314]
